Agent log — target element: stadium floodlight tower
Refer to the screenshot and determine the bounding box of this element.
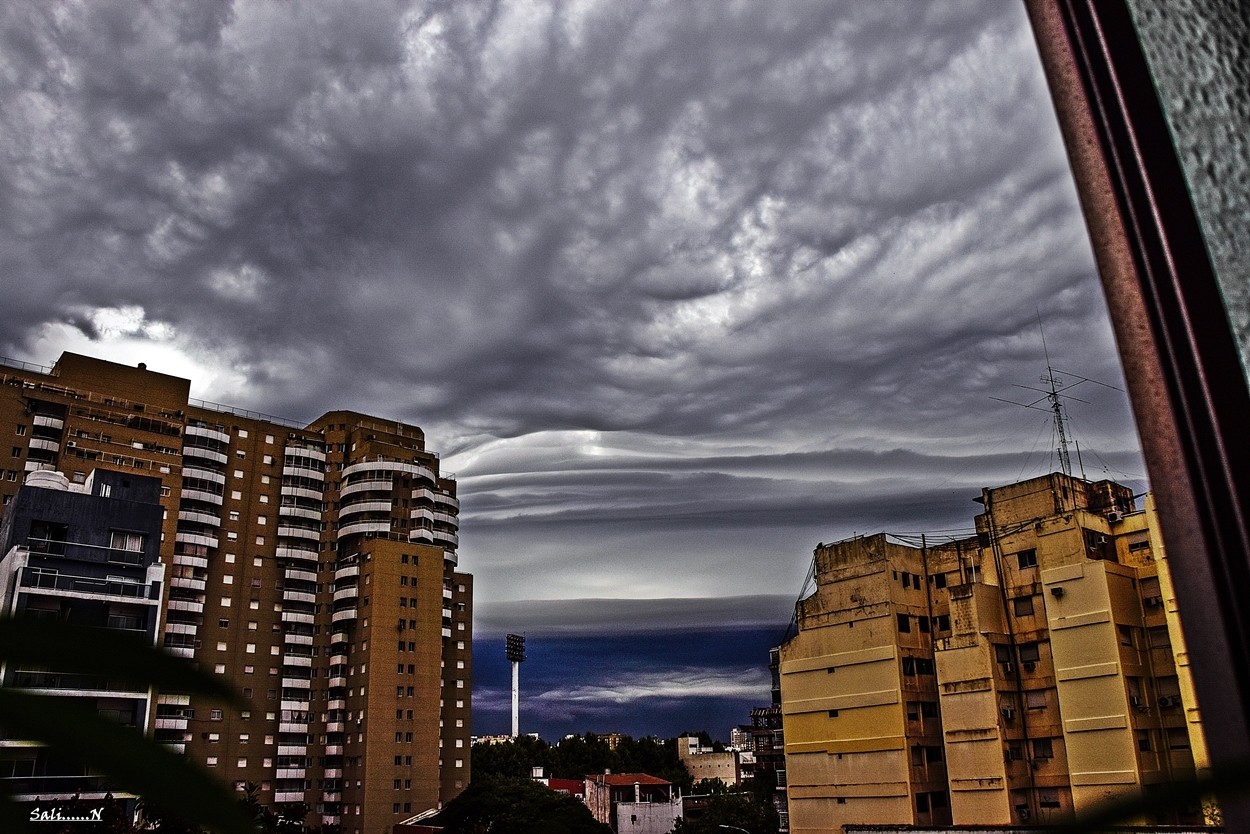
[505,633,527,737]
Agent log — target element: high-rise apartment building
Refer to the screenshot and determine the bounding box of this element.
[0,353,472,833]
[779,472,1207,833]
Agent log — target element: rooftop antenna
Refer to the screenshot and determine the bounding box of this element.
[991,315,1095,480]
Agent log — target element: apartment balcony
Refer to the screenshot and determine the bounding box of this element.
[410,507,435,524]
[442,627,452,638]
[328,653,348,666]
[339,500,392,518]
[323,745,344,756]
[282,590,317,605]
[326,700,346,712]
[281,610,315,626]
[414,487,459,511]
[279,504,322,522]
[19,569,160,602]
[275,544,318,564]
[274,791,306,804]
[175,531,219,550]
[433,530,459,548]
[274,769,305,781]
[186,424,231,444]
[277,566,314,583]
[181,487,223,506]
[334,563,360,582]
[172,550,209,569]
[33,414,64,430]
[166,645,195,659]
[277,745,308,757]
[432,510,457,527]
[339,478,392,499]
[333,586,358,604]
[178,509,221,527]
[331,607,358,623]
[154,717,189,731]
[284,632,314,646]
[409,527,434,544]
[280,699,311,713]
[10,670,148,699]
[337,520,390,540]
[284,655,313,668]
[166,598,204,614]
[282,676,312,689]
[325,721,345,733]
[169,575,207,593]
[322,791,342,803]
[284,444,326,462]
[280,484,324,501]
[328,675,347,688]
[341,459,435,484]
[277,525,321,542]
[182,465,226,485]
[282,465,324,482]
[28,437,59,453]
[182,445,228,465]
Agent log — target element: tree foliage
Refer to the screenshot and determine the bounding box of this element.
[432,777,612,834]
[472,733,691,790]
[0,616,254,834]
[670,791,779,834]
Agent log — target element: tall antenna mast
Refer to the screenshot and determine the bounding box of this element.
[1039,330,1073,478]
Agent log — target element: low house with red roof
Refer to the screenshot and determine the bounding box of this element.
[584,772,679,834]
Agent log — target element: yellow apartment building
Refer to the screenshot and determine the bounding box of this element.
[780,473,1208,833]
[0,353,472,833]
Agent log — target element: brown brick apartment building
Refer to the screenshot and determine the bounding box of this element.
[0,352,472,833]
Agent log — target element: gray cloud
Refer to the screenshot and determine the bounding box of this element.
[1,1,1144,609]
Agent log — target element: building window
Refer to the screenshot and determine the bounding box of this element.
[1013,595,1035,616]
[1016,549,1038,568]
[1038,788,1061,809]
[1032,738,1054,759]
[1018,643,1041,664]
[206,757,217,767]
[109,531,145,551]
[211,709,223,721]
[1025,690,1047,710]
[897,613,911,633]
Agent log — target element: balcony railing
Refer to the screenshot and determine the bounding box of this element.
[20,568,157,599]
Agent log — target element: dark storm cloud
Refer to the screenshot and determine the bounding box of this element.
[1,1,1145,606]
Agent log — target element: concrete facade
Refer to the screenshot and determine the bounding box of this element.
[0,353,472,834]
[0,468,166,803]
[780,473,1208,833]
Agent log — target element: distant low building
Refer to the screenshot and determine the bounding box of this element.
[584,773,676,834]
[677,735,741,786]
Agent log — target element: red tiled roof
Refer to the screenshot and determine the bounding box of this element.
[548,778,585,795]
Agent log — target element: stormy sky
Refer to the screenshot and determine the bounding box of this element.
[1,1,1147,737]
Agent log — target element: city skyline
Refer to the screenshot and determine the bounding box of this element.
[1,1,1146,733]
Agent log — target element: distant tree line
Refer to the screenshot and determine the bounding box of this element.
[471,733,693,790]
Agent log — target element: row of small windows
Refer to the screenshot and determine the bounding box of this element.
[896,613,951,633]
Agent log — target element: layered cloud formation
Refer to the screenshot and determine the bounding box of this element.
[2,1,1144,615]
